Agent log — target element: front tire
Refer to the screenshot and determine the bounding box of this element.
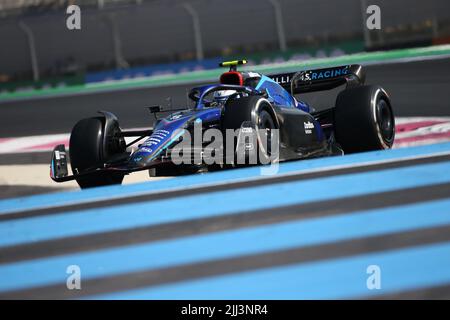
[334,85,395,154]
[222,96,278,165]
[70,117,125,189]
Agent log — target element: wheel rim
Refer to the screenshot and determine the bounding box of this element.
[376,99,394,144]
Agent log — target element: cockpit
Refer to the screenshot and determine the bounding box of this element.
[186,59,304,113]
[188,83,255,109]
[187,60,262,109]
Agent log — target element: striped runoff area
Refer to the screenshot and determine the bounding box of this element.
[1,142,450,299]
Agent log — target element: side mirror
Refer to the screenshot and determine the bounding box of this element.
[259,88,269,98]
[148,105,162,113]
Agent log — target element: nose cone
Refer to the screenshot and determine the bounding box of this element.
[129,116,191,167]
[127,107,222,169]
[129,128,181,167]
[128,151,151,168]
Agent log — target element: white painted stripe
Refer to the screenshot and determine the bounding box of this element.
[394,138,450,148]
[0,129,147,154]
[0,134,69,154]
[395,123,450,139]
[395,117,450,124]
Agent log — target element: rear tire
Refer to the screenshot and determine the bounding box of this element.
[70,117,125,189]
[334,85,395,154]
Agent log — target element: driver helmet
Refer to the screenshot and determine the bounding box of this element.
[213,89,237,103]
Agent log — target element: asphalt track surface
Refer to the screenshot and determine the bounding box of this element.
[1,143,450,299]
[1,57,450,138]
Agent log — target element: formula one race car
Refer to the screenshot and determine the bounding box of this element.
[50,60,395,188]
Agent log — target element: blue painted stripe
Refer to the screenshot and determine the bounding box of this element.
[1,198,450,292]
[1,161,450,247]
[1,142,450,214]
[92,241,450,299]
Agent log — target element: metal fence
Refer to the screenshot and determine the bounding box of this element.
[0,0,449,81]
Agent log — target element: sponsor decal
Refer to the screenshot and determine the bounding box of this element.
[271,74,292,85]
[142,129,170,147]
[304,67,349,81]
[170,114,184,120]
[139,147,153,153]
[245,142,254,151]
[271,67,349,85]
[304,121,314,134]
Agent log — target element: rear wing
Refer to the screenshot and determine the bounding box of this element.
[269,64,365,94]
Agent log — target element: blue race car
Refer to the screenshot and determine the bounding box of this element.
[50,60,395,188]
